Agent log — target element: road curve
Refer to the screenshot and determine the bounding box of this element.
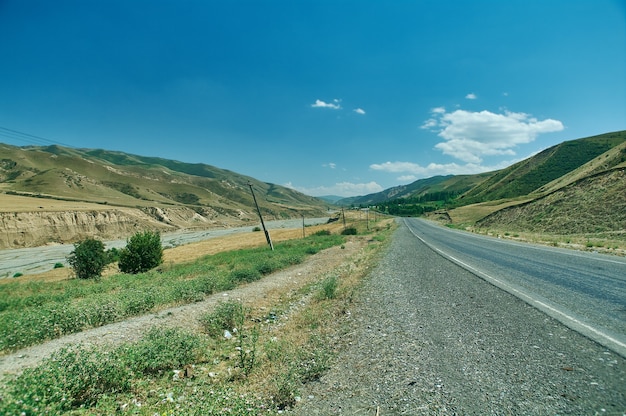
[404,218,626,358]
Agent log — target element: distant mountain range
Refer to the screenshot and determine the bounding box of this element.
[1,130,624,243]
[338,130,625,208]
[339,130,626,236]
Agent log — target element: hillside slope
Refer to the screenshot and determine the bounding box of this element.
[477,167,625,236]
[461,131,626,203]
[0,144,329,248]
[337,173,491,206]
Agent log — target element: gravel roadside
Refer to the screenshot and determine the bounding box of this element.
[291,220,626,415]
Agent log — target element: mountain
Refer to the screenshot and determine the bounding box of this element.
[0,143,327,214]
[317,195,344,204]
[337,130,626,238]
[337,174,492,207]
[459,131,626,204]
[0,144,330,248]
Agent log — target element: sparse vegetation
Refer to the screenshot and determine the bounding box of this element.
[0,233,345,353]
[0,217,394,415]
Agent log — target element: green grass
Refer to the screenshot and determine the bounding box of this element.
[0,233,345,353]
[0,220,395,415]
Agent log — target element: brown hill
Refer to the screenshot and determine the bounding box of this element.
[0,144,329,249]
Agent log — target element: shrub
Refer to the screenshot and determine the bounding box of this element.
[200,300,245,338]
[67,238,107,279]
[53,262,64,269]
[230,267,261,283]
[121,327,205,375]
[341,227,358,235]
[313,229,331,236]
[118,231,163,274]
[106,247,121,263]
[318,275,338,300]
[2,346,130,413]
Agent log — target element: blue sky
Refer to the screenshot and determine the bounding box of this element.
[1,1,624,197]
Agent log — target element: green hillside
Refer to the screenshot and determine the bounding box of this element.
[461,131,626,203]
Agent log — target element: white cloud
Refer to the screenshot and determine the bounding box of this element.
[322,162,337,169]
[465,93,477,100]
[311,99,341,109]
[422,107,564,163]
[353,108,366,115]
[370,159,516,179]
[286,181,383,197]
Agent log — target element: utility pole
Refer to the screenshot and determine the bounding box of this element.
[248,181,273,251]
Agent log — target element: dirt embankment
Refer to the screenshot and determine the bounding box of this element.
[0,205,254,250]
[0,193,306,249]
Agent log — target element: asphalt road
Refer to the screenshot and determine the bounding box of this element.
[293,218,626,414]
[404,218,626,358]
[0,217,330,278]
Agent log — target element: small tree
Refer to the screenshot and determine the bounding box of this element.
[118,231,163,274]
[67,238,107,279]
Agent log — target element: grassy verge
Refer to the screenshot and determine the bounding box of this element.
[0,219,395,415]
[470,228,626,255]
[0,233,344,353]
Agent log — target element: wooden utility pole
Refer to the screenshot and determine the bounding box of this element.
[248,182,273,250]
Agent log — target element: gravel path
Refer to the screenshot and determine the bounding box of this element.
[291,221,626,415]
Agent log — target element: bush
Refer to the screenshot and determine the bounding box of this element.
[318,275,338,300]
[67,238,107,279]
[200,300,245,338]
[53,262,64,269]
[341,227,357,235]
[313,229,331,236]
[121,327,205,375]
[2,346,130,413]
[118,231,163,274]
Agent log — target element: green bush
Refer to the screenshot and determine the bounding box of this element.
[1,346,130,413]
[53,262,64,269]
[121,327,206,375]
[67,238,107,279]
[313,229,331,236]
[200,300,245,338]
[318,275,338,300]
[341,227,358,235]
[118,231,163,274]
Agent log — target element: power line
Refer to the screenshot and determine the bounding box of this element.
[0,126,74,148]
